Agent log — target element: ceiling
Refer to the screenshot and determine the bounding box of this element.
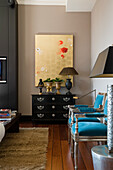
[17,0,97,12]
[66,0,97,12]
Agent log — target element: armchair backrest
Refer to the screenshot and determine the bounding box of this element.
[94,92,107,109]
[104,99,107,115]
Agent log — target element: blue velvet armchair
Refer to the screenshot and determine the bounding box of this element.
[70,99,107,170]
[68,92,107,143]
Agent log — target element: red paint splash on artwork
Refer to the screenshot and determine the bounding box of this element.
[57,41,68,59]
[61,47,68,53]
[37,71,40,74]
[59,40,63,45]
[61,54,65,59]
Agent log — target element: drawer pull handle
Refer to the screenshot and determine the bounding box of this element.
[37,106,44,110]
[52,114,55,117]
[63,106,68,110]
[63,97,70,102]
[37,97,44,102]
[52,106,55,109]
[63,113,68,118]
[37,114,44,118]
[52,97,55,101]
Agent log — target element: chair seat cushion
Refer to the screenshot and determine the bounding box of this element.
[74,104,88,108]
[68,116,100,125]
[78,107,97,112]
[71,122,107,136]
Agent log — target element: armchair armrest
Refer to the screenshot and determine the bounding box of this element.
[72,107,103,113]
[74,112,107,119]
[68,105,75,109]
[99,104,103,109]
[68,105,76,119]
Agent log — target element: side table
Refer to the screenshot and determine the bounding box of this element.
[4,113,21,132]
[91,145,113,170]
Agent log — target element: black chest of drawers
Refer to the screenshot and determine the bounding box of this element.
[32,94,75,123]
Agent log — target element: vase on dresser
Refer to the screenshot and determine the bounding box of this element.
[45,82,53,93]
[55,82,61,94]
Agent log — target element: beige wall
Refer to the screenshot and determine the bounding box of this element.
[91,0,113,93]
[18,5,91,115]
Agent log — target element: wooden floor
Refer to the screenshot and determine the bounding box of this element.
[19,122,97,170]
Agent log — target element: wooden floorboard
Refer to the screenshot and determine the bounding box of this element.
[61,140,74,170]
[78,147,87,170]
[46,125,53,170]
[19,122,96,170]
[79,142,94,170]
[52,125,63,170]
[59,124,68,141]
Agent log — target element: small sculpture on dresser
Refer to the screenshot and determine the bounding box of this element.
[38,79,44,95]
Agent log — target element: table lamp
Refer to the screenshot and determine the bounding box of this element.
[59,67,78,95]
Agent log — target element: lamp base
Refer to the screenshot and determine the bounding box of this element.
[66,91,72,95]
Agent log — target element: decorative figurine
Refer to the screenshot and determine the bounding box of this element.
[38,79,44,95]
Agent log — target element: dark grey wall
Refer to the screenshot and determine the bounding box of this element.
[0,0,18,109]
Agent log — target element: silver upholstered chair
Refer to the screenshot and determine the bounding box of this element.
[68,92,107,143]
[70,99,107,170]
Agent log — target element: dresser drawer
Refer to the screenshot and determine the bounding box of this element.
[32,113,50,119]
[33,104,69,112]
[32,94,75,122]
[32,95,75,104]
[32,112,68,120]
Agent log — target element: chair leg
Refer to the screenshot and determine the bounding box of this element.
[74,141,78,170]
[70,136,74,157]
[68,126,71,143]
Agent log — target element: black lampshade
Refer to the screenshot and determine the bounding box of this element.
[59,67,78,75]
[90,46,113,78]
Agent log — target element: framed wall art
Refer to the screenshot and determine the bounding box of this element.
[35,34,73,86]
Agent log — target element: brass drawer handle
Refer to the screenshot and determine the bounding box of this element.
[63,97,70,102]
[37,97,44,102]
[52,97,55,101]
[52,114,55,117]
[37,113,44,118]
[37,106,44,110]
[63,106,68,110]
[52,106,55,109]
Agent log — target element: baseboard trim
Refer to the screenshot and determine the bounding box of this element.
[20,115,32,122]
[20,115,67,124]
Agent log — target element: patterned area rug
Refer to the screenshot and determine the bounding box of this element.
[0,128,48,170]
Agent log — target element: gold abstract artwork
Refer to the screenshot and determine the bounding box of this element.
[35,34,73,86]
